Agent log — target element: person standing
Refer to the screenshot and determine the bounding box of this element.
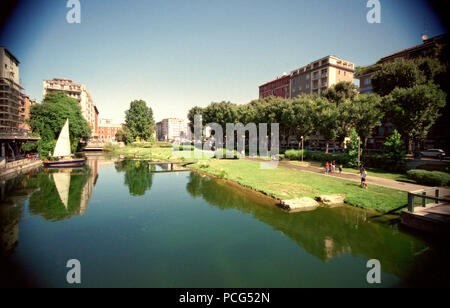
[361,168,368,188]
[325,161,329,175]
[339,164,343,174]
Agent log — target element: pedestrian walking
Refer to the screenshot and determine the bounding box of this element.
[360,168,368,188]
[332,160,336,173]
[325,161,329,175]
[339,164,343,174]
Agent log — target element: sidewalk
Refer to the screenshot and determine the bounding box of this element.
[244,158,450,197]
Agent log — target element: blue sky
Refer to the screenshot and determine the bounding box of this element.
[0,0,446,123]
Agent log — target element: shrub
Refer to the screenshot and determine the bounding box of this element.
[284,150,350,166]
[362,154,407,172]
[406,170,450,187]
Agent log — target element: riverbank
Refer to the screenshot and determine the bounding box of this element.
[0,158,42,181]
[189,159,408,213]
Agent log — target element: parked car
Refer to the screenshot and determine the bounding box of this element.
[419,149,446,159]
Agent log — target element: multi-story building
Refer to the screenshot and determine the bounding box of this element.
[19,94,37,132]
[1,47,39,162]
[259,74,290,99]
[98,118,122,143]
[290,56,355,97]
[0,47,22,136]
[156,118,190,142]
[43,78,98,137]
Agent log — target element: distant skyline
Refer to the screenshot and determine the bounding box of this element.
[0,0,447,123]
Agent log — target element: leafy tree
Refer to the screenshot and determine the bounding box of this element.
[322,81,358,105]
[384,83,446,152]
[350,94,384,148]
[371,57,445,96]
[115,127,133,145]
[124,100,155,142]
[383,129,405,161]
[187,106,205,133]
[345,128,360,168]
[313,97,339,153]
[28,91,91,157]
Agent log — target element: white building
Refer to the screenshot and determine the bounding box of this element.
[156,118,190,142]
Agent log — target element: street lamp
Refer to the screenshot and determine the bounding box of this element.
[301,136,304,162]
[357,136,361,169]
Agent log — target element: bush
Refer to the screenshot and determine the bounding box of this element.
[284,150,350,166]
[406,170,450,187]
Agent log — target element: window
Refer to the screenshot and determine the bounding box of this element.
[364,77,371,85]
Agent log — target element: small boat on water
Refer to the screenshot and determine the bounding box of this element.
[43,119,86,168]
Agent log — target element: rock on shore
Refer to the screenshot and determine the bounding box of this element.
[315,194,346,206]
[280,197,319,212]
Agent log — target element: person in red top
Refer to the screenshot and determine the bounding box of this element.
[325,161,329,175]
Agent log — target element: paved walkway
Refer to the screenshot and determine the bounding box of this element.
[244,157,450,197]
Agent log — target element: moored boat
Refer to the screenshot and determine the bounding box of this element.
[43,118,86,167]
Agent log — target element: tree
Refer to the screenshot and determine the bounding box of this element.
[29,91,91,157]
[383,130,405,161]
[350,94,384,148]
[345,128,360,168]
[115,127,133,145]
[371,57,445,96]
[384,83,446,152]
[313,97,339,153]
[124,100,155,142]
[187,106,205,133]
[322,81,358,104]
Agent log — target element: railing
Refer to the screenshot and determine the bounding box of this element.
[407,188,446,212]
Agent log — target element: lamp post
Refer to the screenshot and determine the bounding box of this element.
[301,136,304,162]
[357,136,361,169]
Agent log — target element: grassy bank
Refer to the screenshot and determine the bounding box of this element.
[190,159,408,213]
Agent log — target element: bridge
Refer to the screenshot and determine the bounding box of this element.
[401,187,450,235]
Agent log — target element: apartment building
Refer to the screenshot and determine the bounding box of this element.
[98,118,122,143]
[19,94,37,132]
[259,74,290,99]
[290,56,355,97]
[0,47,22,136]
[43,78,98,137]
[156,118,190,142]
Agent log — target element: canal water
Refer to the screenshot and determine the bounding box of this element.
[1,157,449,287]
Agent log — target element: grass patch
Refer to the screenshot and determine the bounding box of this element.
[190,159,407,213]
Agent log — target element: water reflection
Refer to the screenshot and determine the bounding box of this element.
[115,159,155,196]
[185,172,430,281]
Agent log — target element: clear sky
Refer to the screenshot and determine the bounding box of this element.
[0,0,446,123]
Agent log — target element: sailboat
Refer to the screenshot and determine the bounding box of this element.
[43,119,86,167]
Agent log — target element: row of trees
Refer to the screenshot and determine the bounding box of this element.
[188,83,384,153]
[188,57,447,153]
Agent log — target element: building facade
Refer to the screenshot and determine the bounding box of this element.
[19,94,37,132]
[290,56,355,97]
[156,118,190,142]
[98,118,122,143]
[43,78,98,138]
[259,74,290,99]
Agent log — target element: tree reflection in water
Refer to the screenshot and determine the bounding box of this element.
[115,159,155,196]
[185,172,447,284]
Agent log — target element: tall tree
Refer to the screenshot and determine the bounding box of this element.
[384,83,446,152]
[350,94,384,148]
[124,100,155,142]
[29,91,91,157]
[313,97,339,153]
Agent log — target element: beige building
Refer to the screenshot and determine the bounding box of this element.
[43,78,97,137]
[290,55,355,97]
[156,118,190,142]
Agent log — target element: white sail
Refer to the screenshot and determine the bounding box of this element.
[53,119,71,157]
[53,172,71,209]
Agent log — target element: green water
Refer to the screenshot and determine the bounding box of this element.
[1,157,449,287]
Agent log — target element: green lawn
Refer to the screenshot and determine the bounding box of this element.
[287,160,412,182]
[190,159,408,213]
[108,144,215,161]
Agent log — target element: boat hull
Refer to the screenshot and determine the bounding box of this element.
[43,159,86,168]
